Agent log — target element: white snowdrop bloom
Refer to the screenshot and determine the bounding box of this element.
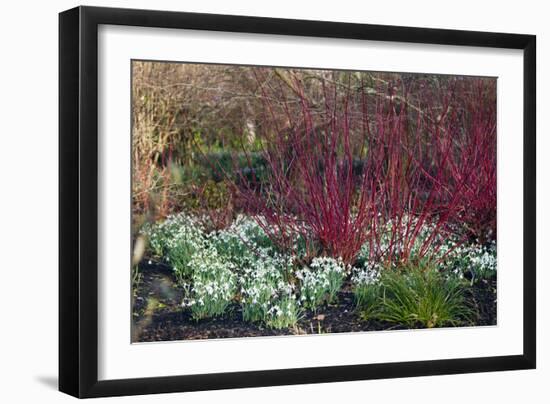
[297,256,348,309]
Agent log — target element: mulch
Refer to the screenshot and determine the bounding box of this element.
[132,260,497,343]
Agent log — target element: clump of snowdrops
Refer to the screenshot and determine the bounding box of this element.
[296,257,349,310]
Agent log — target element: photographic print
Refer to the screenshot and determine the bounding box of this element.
[131,61,497,343]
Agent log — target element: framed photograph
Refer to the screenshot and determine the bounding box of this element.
[59,6,536,398]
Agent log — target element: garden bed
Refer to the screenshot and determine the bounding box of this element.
[132,259,496,342]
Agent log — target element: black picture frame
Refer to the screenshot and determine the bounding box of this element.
[59,5,536,398]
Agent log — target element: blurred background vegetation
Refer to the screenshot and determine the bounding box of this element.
[132,61,376,229]
[132,61,496,246]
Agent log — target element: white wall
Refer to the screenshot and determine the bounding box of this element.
[0,0,546,402]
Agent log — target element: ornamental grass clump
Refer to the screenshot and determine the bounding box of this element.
[297,257,349,310]
[372,266,473,328]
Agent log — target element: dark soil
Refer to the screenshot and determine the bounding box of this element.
[132,260,497,343]
[470,277,497,326]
